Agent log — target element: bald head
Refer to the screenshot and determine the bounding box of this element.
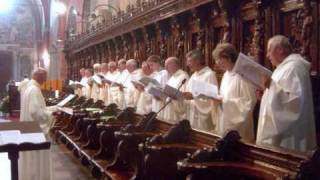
[165,57,180,75]
[32,68,47,85]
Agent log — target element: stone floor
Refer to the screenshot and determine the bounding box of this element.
[0,143,93,180]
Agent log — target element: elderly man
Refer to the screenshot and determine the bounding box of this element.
[163,57,189,124]
[136,61,154,114]
[256,35,316,152]
[82,69,93,98]
[183,49,218,132]
[99,63,109,103]
[147,55,168,120]
[74,68,86,96]
[90,63,102,102]
[19,68,54,180]
[106,61,120,105]
[125,59,142,108]
[112,59,130,109]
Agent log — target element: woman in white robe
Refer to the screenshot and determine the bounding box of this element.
[147,55,168,120]
[183,50,219,132]
[212,43,256,142]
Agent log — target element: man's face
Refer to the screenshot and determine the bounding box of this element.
[148,61,159,72]
[80,69,85,77]
[142,63,152,75]
[267,41,281,66]
[85,70,91,77]
[186,57,197,72]
[109,64,117,72]
[118,63,126,71]
[165,60,177,75]
[126,63,135,73]
[101,66,108,73]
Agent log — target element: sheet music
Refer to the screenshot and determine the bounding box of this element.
[191,80,219,99]
[92,75,102,85]
[69,80,87,88]
[19,133,46,144]
[146,86,167,100]
[0,130,21,145]
[0,131,46,145]
[163,85,184,100]
[57,94,76,107]
[233,52,272,89]
[57,106,73,115]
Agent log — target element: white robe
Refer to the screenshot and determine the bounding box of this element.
[125,69,142,108]
[136,73,153,115]
[105,71,120,105]
[256,54,316,152]
[19,80,53,180]
[17,78,30,95]
[98,73,109,104]
[163,69,189,124]
[113,70,130,109]
[90,74,102,102]
[80,77,91,98]
[186,66,218,132]
[217,71,256,142]
[151,70,168,120]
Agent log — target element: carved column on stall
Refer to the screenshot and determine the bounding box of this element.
[171,17,185,63]
[113,39,120,61]
[301,0,313,61]
[122,36,129,60]
[218,0,234,43]
[131,31,139,61]
[106,42,111,62]
[143,27,152,60]
[156,22,168,62]
[251,0,267,63]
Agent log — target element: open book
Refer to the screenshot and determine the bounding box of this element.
[69,80,87,88]
[191,79,219,99]
[57,94,76,107]
[0,130,46,145]
[92,75,102,85]
[132,76,161,90]
[233,53,272,89]
[146,84,184,101]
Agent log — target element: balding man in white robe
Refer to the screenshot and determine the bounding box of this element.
[82,69,92,98]
[256,35,316,152]
[19,68,54,180]
[163,57,189,124]
[183,50,218,132]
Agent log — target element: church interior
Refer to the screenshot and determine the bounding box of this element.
[0,0,320,180]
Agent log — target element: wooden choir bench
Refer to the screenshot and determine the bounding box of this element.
[50,95,320,180]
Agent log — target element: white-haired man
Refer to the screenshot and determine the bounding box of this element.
[256,35,316,152]
[136,61,153,114]
[19,68,54,180]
